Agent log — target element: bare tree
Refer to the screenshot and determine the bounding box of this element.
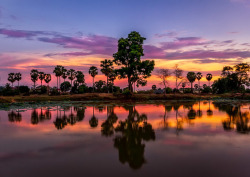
[173,64,183,91]
[156,69,171,95]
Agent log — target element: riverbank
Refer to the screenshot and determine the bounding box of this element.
[0,93,249,103]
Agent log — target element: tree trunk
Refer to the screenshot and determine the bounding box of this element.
[134,82,136,93]
[199,80,200,94]
[93,77,95,92]
[107,76,109,93]
[128,77,132,92]
[191,82,193,93]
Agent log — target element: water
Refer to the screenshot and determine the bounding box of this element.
[0,101,250,177]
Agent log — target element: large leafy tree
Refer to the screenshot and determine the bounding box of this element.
[76,71,85,85]
[113,31,155,92]
[100,59,113,92]
[15,72,22,88]
[30,69,39,89]
[8,73,16,87]
[89,66,98,91]
[187,72,196,93]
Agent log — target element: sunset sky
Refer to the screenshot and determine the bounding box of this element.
[0,0,250,89]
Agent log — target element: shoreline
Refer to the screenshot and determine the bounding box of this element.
[0,93,249,104]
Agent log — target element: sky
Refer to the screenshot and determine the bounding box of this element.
[0,0,250,89]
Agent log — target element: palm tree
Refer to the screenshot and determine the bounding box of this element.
[187,72,196,93]
[53,65,63,89]
[39,72,45,88]
[44,74,51,95]
[206,73,213,87]
[30,69,39,89]
[44,74,51,87]
[14,72,22,88]
[67,69,76,87]
[8,73,16,87]
[89,66,98,92]
[196,72,202,94]
[152,85,156,90]
[100,59,113,93]
[62,68,68,83]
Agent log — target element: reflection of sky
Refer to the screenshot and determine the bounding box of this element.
[0,0,250,88]
[0,101,250,176]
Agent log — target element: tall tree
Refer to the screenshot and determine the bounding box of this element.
[108,71,116,93]
[196,72,203,94]
[100,59,113,93]
[14,72,22,88]
[38,72,45,88]
[8,73,16,87]
[156,69,171,95]
[173,64,183,90]
[30,69,39,89]
[89,66,98,92]
[187,72,196,93]
[53,65,63,89]
[206,73,213,87]
[67,69,76,87]
[113,31,155,92]
[44,74,51,87]
[62,67,68,83]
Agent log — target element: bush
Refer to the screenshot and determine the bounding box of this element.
[246,89,250,93]
[50,87,60,96]
[137,90,154,94]
[184,88,192,93]
[78,84,89,94]
[40,86,47,94]
[173,88,180,93]
[164,87,173,94]
[1,83,19,96]
[60,81,71,92]
[122,89,132,98]
[202,86,212,94]
[18,86,30,93]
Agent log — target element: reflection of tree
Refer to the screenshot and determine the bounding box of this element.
[8,111,22,122]
[207,100,213,117]
[197,101,203,118]
[89,106,98,128]
[101,106,118,136]
[31,109,39,124]
[173,103,183,135]
[75,106,85,121]
[214,102,250,134]
[113,106,155,170]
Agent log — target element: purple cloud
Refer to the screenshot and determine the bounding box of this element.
[155,31,178,38]
[160,37,210,50]
[41,35,117,56]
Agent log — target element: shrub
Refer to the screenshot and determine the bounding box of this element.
[173,88,180,93]
[40,86,47,94]
[18,86,30,93]
[164,87,173,94]
[1,83,19,96]
[184,88,192,93]
[246,89,250,93]
[137,90,154,94]
[122,89,132,98]
[60,81,71,92]
[202,86,212,93]
[78,84,89,94]
[50,87,60,96]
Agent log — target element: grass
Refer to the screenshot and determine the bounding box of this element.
[0,93,249,103]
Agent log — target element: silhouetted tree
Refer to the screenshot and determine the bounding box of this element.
[39,72,45,88]
[53,65,64,89]
[8,73,16,87]
[206,73,213,87]
[89,66,98,92]
[100,59,113,93]
[156,69,171,95]
[67,69,76,87]
[30,69,39,89]
[187,72,196,93]
[196,72,202,94]
[173,64,183,90]
[76,71,85,85]
[15,72,22,88]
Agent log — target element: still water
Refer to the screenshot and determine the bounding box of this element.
[0,100,250,177]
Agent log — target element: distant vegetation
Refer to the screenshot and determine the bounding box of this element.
[0,31,249,97]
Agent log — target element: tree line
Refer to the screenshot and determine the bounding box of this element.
[2,31,250,95]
